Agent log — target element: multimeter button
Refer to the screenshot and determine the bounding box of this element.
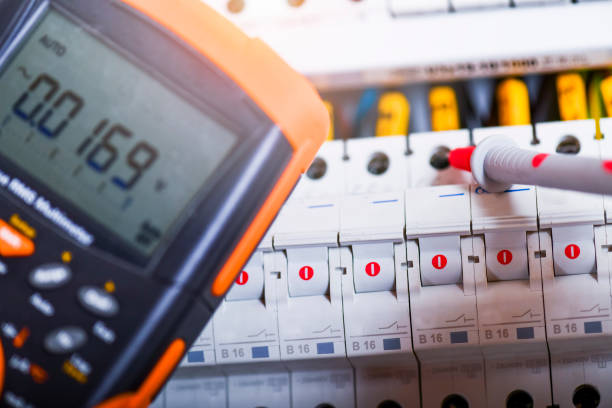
[29,264,72,290]
[44,327,87,354]
[0,219,34,257]
[77,286,119,317]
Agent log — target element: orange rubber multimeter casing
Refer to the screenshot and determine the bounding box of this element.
[0,0,328,406]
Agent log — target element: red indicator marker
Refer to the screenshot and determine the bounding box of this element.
[603,160,612,174]
[235,271,249,285]
[565,244,581,260]
[432,255,448,270]
[531,153,549,168]
[365,261,381,277]
[497,249,513,265]
[299,265,314,281]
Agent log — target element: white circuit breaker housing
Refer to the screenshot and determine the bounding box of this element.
[471,125,551,407]
[226,371,291,408]
[534,120,612,406]
[212,248,281,365]
[273,197,355,408]
[339,191,419,408]
[408,130,474,188]
[405,183,486,408]
[291,139,345,200]
[171,316,225,408]
[164,367,227,408]
[535,121,604,275]
[344,135,409,194]
[212,227,291,408]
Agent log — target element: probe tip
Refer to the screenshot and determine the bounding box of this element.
[448,146,475,172]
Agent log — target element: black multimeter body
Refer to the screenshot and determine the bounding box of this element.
[0,0,295,406]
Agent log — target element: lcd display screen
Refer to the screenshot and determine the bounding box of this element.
[0,9,238,257]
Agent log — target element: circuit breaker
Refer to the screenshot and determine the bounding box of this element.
[339,134,420,407]
[534,120,612,407]
[274,197,354,408]
[472,125,551,407]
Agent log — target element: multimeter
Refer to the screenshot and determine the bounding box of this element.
[0,0,328,406]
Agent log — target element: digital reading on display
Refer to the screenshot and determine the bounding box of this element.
[0,9,238,257]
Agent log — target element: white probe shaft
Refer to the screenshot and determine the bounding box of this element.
[467,136,612,194]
